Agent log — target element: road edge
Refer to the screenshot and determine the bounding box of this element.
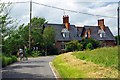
[49,62,57,79]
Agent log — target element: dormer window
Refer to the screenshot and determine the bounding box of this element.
[61,28,70,38]
[100,33,102,38]
[85,33,87,38]
[98,29,106,38]
[62,33,66,38]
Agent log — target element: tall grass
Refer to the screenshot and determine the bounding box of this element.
[73,46,118,69]
[1,54,17,67]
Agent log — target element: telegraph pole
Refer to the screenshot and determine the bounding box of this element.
[118,1,120,76]
[29,0,32,51]
[118,1,120,46]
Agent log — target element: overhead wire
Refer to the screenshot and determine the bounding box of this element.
[33,1,117,19]
[0,1,117,19]
[0,1,29,4]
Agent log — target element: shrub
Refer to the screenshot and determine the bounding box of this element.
[65,40,82,52]
[81,38,100,50]
[77,43,83,51]
[31,50,42,57]
[11,55,17,62]
[86,43,94,50]
[2,54,17,67]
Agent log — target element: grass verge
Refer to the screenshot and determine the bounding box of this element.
[52,53,86,79]
[52,47,118,78]
[73,46,118,68]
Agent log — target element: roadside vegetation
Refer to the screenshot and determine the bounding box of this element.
[0,1,58,67]
[52,46,118,78]
[1,54,17,67]
[73,46,118,68]
[65,38,100,52]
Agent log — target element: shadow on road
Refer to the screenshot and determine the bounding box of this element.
[2,56,56,80]
[20,60,47,64]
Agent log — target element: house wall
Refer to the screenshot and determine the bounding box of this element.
[55,41,68,53]
[55,41,61,53]
[100,40,115,47]
[55,41,66,53]
[105,40,115,47]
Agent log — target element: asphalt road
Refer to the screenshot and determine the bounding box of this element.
[2,56,56,80]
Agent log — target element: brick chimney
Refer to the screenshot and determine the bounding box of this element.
[87,29,91,38]
[98,19,105,30]
[63,15,70,30]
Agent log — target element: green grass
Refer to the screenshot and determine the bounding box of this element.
[73,46,118,68]
[52,55,86,79]
[52,47,118,78]
[1,54,17,67]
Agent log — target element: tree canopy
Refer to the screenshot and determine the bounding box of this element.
[3,16,57,56]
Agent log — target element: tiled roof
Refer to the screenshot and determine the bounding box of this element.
[84,26,115,41]
[44,23,82,41]
[44,23,115,41]
[76,27,83,37]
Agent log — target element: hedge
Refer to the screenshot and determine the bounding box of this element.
[1,54,17,67]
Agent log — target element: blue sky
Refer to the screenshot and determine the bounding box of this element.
[1,0,120,36]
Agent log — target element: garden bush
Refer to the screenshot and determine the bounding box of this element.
[2,54,17,67]
[65,38,100,52]
[86,43,94,50]
[81,38,100,49]
[65,40,83,52]
[31,50,42,57]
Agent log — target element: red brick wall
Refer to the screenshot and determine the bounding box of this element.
[105,40,115,47]
[55,41,68,53]
[55,41,64,53]
[101,40,115,47]
[55,41,61,52]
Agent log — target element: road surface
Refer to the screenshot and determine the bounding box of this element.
[2,56,56,80]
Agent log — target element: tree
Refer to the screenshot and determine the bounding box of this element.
[3,16,48,56]
[115,35,120,45]
[2,14,58,56]
[0,2,17,54]
[43,26,56,55]
[28,17,47,52]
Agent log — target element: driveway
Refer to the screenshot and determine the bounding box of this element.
[2,56,56,80]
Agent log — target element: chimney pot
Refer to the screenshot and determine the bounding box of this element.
[98,19,105,30]
[63,15,70,30]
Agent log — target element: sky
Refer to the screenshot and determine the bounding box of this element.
[1,0,120,36]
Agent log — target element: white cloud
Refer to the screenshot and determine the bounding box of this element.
[1,0,119,36]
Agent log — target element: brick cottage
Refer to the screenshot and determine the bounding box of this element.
[44,15,115,53]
